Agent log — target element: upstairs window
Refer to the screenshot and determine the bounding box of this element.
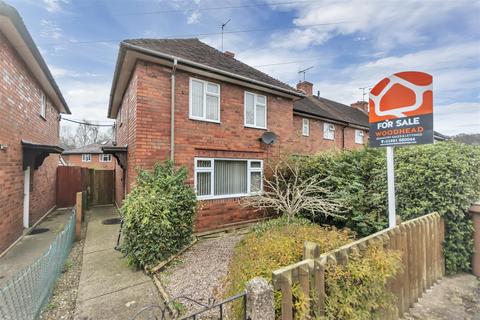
[194,158,263,199]
[40,93,46,119]
[355,129,364,144]
[189,78,220,122]
[324,123,335,140]
[302,118,310,136]
[99,154,112,162]
[82,154,91,162]
[244,92,267,129]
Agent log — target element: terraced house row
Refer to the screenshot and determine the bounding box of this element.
[105,39,370,231]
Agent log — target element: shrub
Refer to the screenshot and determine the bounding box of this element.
[323,244,401,320]
[121,161,197,268]
[225,218,351,316]
[243,158,345,222]
[225,218,400,319]
[294,141,480,274]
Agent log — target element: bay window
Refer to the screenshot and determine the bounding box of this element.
[194,158,263,199]
[244,92,267,129]
[189,78,220,122]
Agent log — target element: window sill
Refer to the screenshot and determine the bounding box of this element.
[39,114,47,121]
[244,125,267,130]
[189,116,221,124]
[323,137,335,141]
[197,192,261,201]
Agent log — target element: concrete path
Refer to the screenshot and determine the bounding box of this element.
[404,273,480,320]
[0,208,72,287]
[74,206,163,320]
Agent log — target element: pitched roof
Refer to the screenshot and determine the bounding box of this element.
[294,96,369,128]
[0,1,70,114]
[63,142,113,155]
[124,38,296,92]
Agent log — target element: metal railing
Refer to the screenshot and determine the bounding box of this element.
[0,210,76,320]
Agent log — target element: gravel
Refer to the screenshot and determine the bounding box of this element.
[159,233,244,316]
[39,213,89,320]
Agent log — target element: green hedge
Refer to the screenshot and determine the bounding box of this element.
[296,141,480,274]
[121,161,197,268]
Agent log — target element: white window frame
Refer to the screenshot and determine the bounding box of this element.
[244,91,267,129]
[99,154,112,162]
[302,118,310,136]
[82,154,92,162]
[40,92,46,119]
[324,122,335,140]
[194,158,263,200]
[355,129,364,144]
[189,77,221,123]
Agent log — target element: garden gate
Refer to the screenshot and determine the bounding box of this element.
[57,166,114,207]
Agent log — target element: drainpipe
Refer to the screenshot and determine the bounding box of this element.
[170,59,178,162]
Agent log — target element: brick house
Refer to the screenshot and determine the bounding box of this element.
[105,38,368,231]
[62,142,116,170]
[0,2,70,253]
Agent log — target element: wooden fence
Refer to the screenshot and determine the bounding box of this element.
[57,167,114,207]
[272,212,445,320]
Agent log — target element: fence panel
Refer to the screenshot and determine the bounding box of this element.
[0,210,76,320]
[272,212,445,319]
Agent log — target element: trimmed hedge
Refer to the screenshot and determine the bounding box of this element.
[121,161,197,268]
[296,141,480,274]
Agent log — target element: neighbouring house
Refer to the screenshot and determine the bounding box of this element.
[62,142,116,170]
[0,1,70,253]
[105,38,369,231]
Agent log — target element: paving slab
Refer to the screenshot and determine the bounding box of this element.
[0,208,73,287]
[74,206,164,320]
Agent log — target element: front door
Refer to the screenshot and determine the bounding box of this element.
[23,166,30,228]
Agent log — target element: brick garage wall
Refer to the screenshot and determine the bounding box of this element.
[128,62,294,231]
[0,31,60,252]
[63,154,116,170]
[290,115,367,154]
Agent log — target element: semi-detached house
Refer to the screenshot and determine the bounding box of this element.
[0,1,70,253]
[106,38,369,232]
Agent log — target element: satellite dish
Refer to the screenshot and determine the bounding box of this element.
[260,131,278,145]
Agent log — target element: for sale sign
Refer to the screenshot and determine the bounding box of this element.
[369,71,434,147]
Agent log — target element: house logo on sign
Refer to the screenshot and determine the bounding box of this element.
[368,71,434,147]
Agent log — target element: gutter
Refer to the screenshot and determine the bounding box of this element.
[108,42,304,118]
[170,59,177,162]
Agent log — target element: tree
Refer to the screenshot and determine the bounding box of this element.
[243,158,345,222]
[60,119,114,149]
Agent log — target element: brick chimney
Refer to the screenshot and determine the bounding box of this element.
[351,101,369,113]
[297,81,313,96]
[224,51,235,58]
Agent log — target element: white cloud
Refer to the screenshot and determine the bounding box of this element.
[434,102,480,135]
[186,10,201,24]
[267,0,479,51]
[40,19,63,40]
[43,0,70,13]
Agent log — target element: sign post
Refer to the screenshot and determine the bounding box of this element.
[369,71,434,228]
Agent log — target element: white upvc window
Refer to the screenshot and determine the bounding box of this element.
[99,154,112,162]
[189,78,220,123]
[302,118,310,136]
[82,154,92,162]
[244,92,267,129]
[40,92,46,119]
[324,123,335,140]
[355,129,364,144]
[194,158,263,200]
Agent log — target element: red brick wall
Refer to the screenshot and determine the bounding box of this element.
[113,60,369,232]
[63,154,116,170]
[113,64,138,207]
[290,115,367,154]
[0,31,60,252]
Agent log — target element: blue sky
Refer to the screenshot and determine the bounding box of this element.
[9,0,480,135]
